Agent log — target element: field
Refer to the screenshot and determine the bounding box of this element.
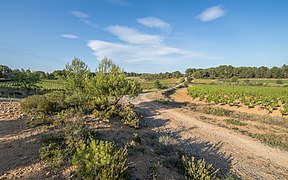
[187,84,288,115]
[193,78,288,87]
[127,77,182,90]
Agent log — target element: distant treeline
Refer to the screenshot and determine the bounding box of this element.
[185,65,288,79]
[1,64,288,80]
[125,71,184,79]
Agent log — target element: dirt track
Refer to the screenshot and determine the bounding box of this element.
[132,93,288,179]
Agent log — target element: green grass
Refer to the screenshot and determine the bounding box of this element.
[225,119,247,126]
[250,133,288,151]
[37,79,65,90]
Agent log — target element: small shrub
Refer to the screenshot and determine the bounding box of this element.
[158,135,174,146]
[230,77,238,83]
[21,93,66,115]
[26,116,53,127]
[39,143,64,167]
[63,119,95,151]
[93,105,117,120]
[154,79,163,89]
[120,104,141,129]
[20,95,52,114]
[181,155,219,180]
[276,79,283,84]
[225,119,247,126]
[72,139,128,179]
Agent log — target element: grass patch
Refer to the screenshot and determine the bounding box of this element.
[250,133,288,151]
[202,107,233,116]
[225,119,247,126]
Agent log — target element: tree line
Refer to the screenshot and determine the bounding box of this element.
[185,65,288,79]
[1,64,288,81]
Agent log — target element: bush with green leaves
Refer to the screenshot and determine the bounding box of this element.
[39,142,65,167]
[119,104,141,129]
[20,95,53,114]
[154,79,163,89]
[11,68,40,94]
[26,116,53,127]
[20,92,66,115]
[181,155,219,180]
[72,139,128,179]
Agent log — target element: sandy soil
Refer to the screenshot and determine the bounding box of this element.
[131,92,288,179]
[0,100,52,179]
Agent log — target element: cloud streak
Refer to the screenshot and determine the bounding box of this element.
[70,10,98,28]
[61,34,79,39]
[197,5,226,22]
[70,11,89,19]
[137,17,170,30]
[106,25,162,45]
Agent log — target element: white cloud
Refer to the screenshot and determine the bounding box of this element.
[197,5,226,22]
[87,40,199,65]
[106,25,162,45]
[61,34,79,39]
[70,11,89,19]
[137,17,170,30]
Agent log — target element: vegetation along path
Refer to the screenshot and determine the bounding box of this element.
[131,91,288,179]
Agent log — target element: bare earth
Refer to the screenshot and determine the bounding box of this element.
[132,92,288,179]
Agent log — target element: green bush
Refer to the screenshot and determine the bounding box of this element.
[26,117,53,127]
[93,105,117,120]
[72,139,128,179]
[154,79,163,89]
[20,95,52,114]
[39,143,64,167]
[20,92,66,115]
[181,155,219,180]
[120,104,141,129]
[63,119,95,151]
[276,79,283,84]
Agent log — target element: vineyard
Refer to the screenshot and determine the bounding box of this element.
[188,84,288,115]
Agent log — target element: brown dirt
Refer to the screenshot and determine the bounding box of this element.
[0,99,52,179]
[131,92,288,179]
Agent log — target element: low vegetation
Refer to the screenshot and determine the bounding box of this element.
[188,84,288,115]
[181,155,219,180]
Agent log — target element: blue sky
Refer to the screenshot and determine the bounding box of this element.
[0,0,287,73]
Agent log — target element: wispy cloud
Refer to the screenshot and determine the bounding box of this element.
[103,0,129,6]
[80,19,99,28]
[197,5,226,22]
[61,34,79,39]
[70,11,89,19]
[137,17,170,30]
[70,10,98,28]
[106,25,162,45]
[87,40,198,65]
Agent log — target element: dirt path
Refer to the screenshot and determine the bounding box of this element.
[132,93,288,179]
